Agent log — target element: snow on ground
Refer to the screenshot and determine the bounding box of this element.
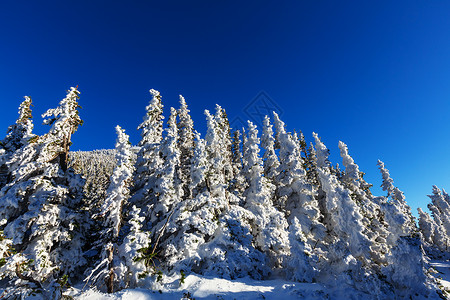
[430,260,450,297]
[72,275,330,300]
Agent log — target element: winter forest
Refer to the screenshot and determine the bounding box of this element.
[1,87,450,299]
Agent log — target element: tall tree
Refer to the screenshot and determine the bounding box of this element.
[131,89,164,208]
[273,113,325,246]
[0,88,86,298]
[242,121,290,268]
[177,95,195,200]
[86,126,135,293]
[149,108,183,243]
[377,160,416,244]
[40,87,83,171]
[261,115,280,183]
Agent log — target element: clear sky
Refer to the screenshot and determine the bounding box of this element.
[1,1,450,215]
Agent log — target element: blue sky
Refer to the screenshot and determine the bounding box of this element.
[1,1,450,215]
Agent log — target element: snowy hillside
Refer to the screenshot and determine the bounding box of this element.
[0,87,449,299]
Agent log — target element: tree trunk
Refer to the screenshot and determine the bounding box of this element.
[107,244,114,294]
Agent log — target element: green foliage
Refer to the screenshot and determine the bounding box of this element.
[133,246,157,268]
[157,270,163,282]
[180,269,186,285]
[138,271,149,279]
[59,274,69,288]
[28,136,39,144]
[0,257,6,267]
[182,292,195,300]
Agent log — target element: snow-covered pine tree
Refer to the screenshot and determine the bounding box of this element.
[0,87,86,298]
[145,111,268,282]
[426,186,450,252]
[287,217,318,282]
[417,207,439,248]
[177,95,195,200]
[0,96,35,201]
[214,105,234,190]
[189,132,208,198]
[229,129,246,198]
[86,126,135,293]
[338,141,389,265]
[144,107,184,274]
[131,89,164,210]
[149,107,182,229]
[0,96,35,189]
[272,113,325,247]
[305,142,320,188]
[242,121,289,269]
[204,109,227,199]
[261,115,280,183]
[312,133,373,283]
[377,160,416,244]
[376,161,439,297]
[40,87,83,172]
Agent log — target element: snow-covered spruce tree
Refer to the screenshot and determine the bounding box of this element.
[177,95,195,200]
[417,208,440,249]
[377,160,416,244]
[189,132,208,198]
[305,142,320,188]
[338,141,372,199]
[130,89,164,210]
[338,141,390,265]
[272,113,325,246]
[204,109,228,199]
[214,105,234,190]
[40,87,83,172]
[145,111,268,281]
[0,87,86,298]
[242,121,289,269]
[312,133,376,289]
[85,126,135,293]
[376,161,439,298]
[0,96,35,189]
[149,107,183,230]
[426,186,450,252]
[261,115,280,184]
[229,129,246,198]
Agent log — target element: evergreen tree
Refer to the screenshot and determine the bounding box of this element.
[0,96,35,175]
[242,121,290,268]
[204,110,227,199]
[377,160,416,244]
[214,105,234,188]
[131,89,164,208]
[273,113,325,246]
[426,186,450,252]
[230,129,246,198]
[261,115,280,183]
[149,107,182,228]
[189,132,208,198]
[313,133,372,274]
[40,87,83,171]
[86,126,135,293]
[0,87,86,297]
[417,207,438,246]
[177,95,195,200]
[338,141,389,264]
